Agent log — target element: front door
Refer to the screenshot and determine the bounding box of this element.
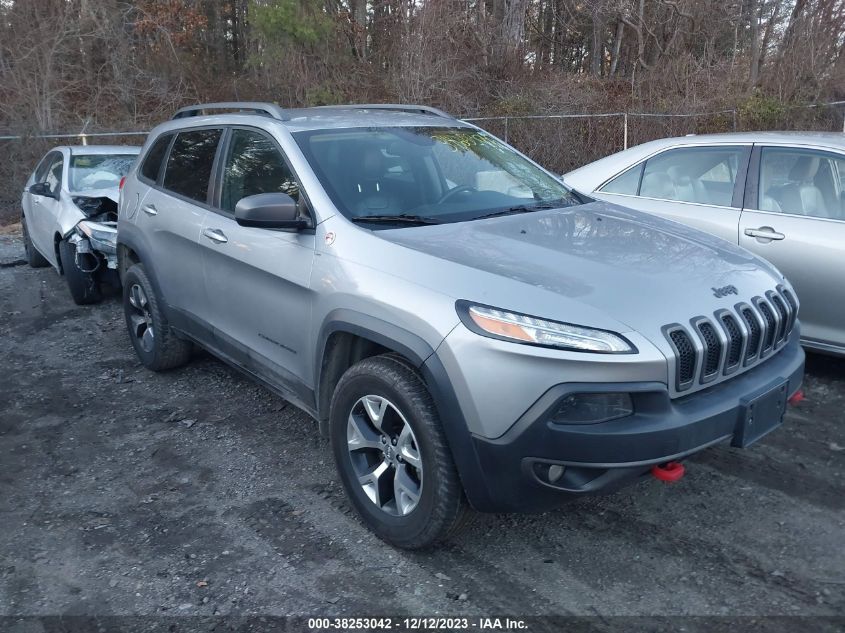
[28,152,65,266]
[200,127,316,402]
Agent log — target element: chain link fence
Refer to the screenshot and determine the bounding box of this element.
[465,101,845,176]
[2,102,844,224]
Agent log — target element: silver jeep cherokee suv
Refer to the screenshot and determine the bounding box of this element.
[118,102,805,548]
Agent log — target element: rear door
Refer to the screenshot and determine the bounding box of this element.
[592,144,750,244]
[136,127,223,331]
[740,145,845,352]
[199,126,316,402]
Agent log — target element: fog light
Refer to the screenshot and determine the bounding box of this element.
[547,464,565,483]
[553,392,633,424]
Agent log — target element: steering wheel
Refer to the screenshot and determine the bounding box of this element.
[437,185,476,204]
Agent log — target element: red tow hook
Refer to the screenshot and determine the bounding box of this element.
[788,389,805,405]
[651,461,685,483]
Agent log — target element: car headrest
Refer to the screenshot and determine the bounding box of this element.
[788,156,820,182]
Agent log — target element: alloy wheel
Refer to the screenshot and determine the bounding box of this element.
[127,283,155,353]
[346,395,423,516]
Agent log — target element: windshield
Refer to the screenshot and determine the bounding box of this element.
[293,126,580,225]
[69,154,136,192]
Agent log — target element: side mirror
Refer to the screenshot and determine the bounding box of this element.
[29,182,54,197]
[234,193,307,230]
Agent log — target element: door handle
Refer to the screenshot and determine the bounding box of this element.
[142,204,158,216]
[744,227,785,241]
[202,228,228,244]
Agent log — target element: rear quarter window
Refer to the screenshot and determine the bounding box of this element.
[162,129,222,202]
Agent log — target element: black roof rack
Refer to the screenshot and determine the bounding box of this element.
[310,104,454,119]
[172,102,288,121]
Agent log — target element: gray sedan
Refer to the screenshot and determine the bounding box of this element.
[563,131,845,356]
[21,145,140,304]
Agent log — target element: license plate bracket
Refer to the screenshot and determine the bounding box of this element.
[733,380,788,448]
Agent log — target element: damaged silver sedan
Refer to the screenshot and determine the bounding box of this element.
[21,145,140,304]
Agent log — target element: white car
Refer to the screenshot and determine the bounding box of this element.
[21,145,140,304]
[563,132,845,356]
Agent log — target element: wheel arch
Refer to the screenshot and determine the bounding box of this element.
[315,312,494,511]
[315,311,437,433]
[116,226,164,301]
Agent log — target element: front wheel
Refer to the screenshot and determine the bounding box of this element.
[58,238,101,305]
[330,354,470,549]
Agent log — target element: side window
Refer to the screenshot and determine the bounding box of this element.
[163,129,222,203]
[599,163,642,195]
[44,154,64,195]
[34,152,58,183]
[220,129,301,213]
[140,133,173,183]
[639,146,744,207]
[756,147,845,221]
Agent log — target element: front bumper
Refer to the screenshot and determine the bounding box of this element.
[455,334,804,512]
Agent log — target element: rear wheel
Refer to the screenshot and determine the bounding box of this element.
[123,263,192,371]
[58,238,101,305]
[330,354,470,549]
[21,215,49,268]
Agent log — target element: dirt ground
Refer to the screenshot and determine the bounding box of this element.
[1,231,843,629]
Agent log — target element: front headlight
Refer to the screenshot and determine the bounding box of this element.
[457,302,635,353]
[72,196,103,216]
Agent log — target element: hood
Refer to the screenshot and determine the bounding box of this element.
[70,187,120,203]
[377,201,785,339]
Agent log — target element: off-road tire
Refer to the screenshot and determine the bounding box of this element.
[123,263,192,371]
[58,238,102,305]
[330,353,471,549]
[22,215,49,268]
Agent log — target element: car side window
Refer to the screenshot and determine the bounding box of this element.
[34,152,58,184]
[639,146,744,207]
[756,147,845,221]
[140,133,173,183]
[599,164,642,195]
[44,154,64,196]
[163,129,223,203]
[220,129,301,213]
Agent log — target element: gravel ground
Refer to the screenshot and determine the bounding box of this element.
[1,232,843,629]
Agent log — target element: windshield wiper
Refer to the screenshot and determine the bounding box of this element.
[350,214,442,225]
[473,200,564,221]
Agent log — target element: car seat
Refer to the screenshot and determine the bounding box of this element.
[667,165,709,204]
[346,146,403,215]
[775,156,826,217]
[640,171,675,200]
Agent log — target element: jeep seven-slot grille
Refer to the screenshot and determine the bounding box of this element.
[770,294,789,344]
[664,287,798,393]
[741,308,761,360]
[783,289,798,332]
[669,329,696,386]
[698,322,722,377]
[758,301,776,352]
[721,314,742,368]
